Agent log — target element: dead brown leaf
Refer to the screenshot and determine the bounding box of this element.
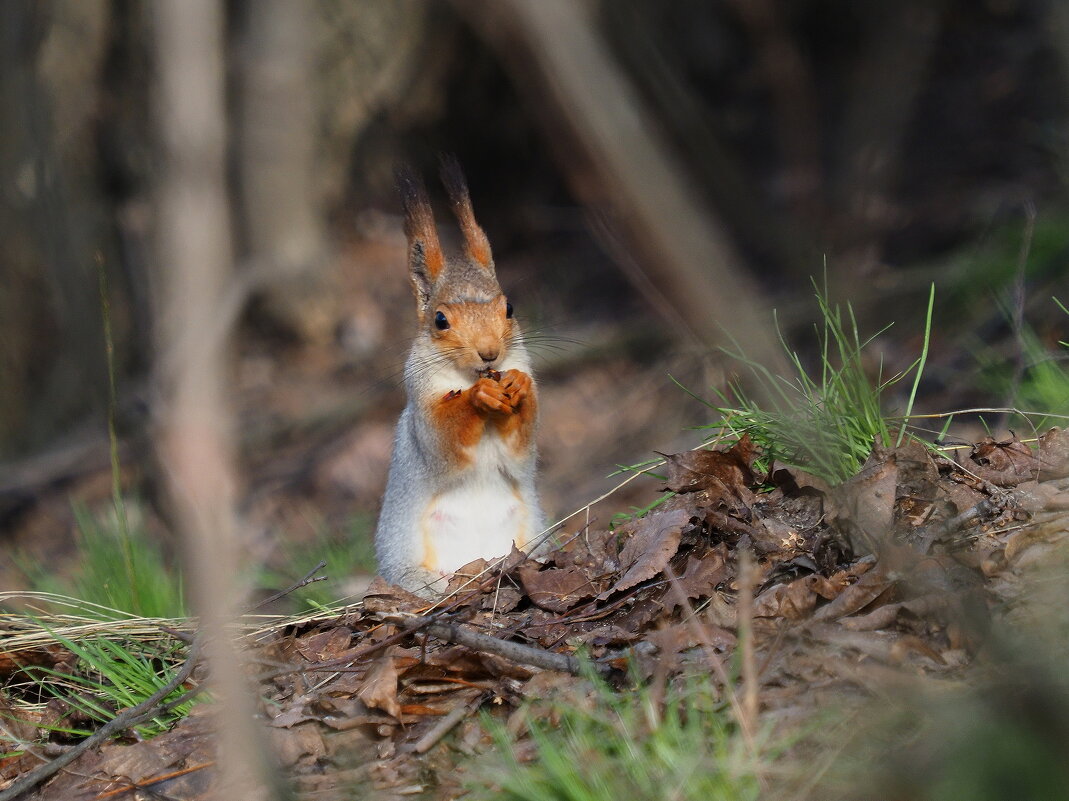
[968,435,1040,485]
[481,586,525,613]
[357,650,402,720]
[941,478,986,517]
[295,627,353,662]
[362,577,426,614]
[702,507,759,540]
[676,543,730,599]
[645,623,736,673]
[811,563,895,622]
[752,517,805,556]
[770,461,833,496]
[832,454,898,542]
[269,721,327,768]
[518,564,599,613]
[553,527,622,575]
[601,508,690,597]
[445,558,492,594]
[660,436,756,506]
[754,576,818,622]
[1038,427,1069,478]
[1012,480,1069,515]
[838,593,952,632]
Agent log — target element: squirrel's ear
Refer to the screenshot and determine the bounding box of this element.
[439,154,493,271]
[396,164,444,313]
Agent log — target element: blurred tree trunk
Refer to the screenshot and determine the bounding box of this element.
[151,0,277,797]
[232,0,328,343]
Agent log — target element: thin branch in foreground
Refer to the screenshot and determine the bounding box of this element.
[247,560,328,613]
[737,549,759,735]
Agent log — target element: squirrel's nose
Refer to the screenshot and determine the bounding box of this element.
[478,345,500,363]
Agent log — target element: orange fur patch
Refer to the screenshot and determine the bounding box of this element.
[460,219,492,267]
[439,156,493,268]
[493,382,537,456]
[422,243,444,277]
[426,370,536,472]
[397,165,445,279]
[428,389,487,468]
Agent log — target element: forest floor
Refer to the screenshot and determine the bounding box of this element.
[2,425,1068,800]
[2,231,1069,799]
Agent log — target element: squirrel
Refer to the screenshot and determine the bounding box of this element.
[374,158,544,596]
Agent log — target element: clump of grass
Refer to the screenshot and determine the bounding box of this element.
[71,501,185,618]
[5,627,193,743]
[699,280,934,485]
[976,295,1069,432]
[473,673,765,801]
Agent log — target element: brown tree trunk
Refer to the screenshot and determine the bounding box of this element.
[150,1,277,797]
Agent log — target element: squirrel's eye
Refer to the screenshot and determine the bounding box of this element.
[434,311,449,330]
[505,301,514,319]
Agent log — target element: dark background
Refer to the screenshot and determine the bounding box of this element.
[2,0,1067,594]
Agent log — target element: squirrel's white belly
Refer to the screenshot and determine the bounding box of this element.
[419,476,530,575]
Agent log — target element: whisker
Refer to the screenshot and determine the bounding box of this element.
[516,331,586,346]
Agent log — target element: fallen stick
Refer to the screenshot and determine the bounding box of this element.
[247,560,328,613]
[379,612,612,677]
[408,692,489,755]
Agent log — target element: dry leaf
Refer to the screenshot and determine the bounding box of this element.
[518,564,599,612]
[295,627,353,662]
[554,527,622,575]
[676,544,730,599]
[601,508,690,597]
[832,456,898,541]
[968,435,1040,485]
[660,436,755,499]
[269,721,327,768]
[1038,427,1069,478]
[357,651,402,719]
[362,577,426,614]
[771,462,833,496]
[445,558,492,594]
[812,564,895,622]
[754,576,817,621]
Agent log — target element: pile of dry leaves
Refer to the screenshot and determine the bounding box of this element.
[3,430,1069,799]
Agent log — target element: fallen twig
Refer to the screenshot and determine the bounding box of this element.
[90,761,215,800]
[408,692,489,755]
[379,612,612,677]
[914,498,999,553]
[247,560,328,613]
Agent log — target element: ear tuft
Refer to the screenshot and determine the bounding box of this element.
[439,154,493,270]
[395,163,444,287]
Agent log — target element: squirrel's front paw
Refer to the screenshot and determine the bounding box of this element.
[498,369,531,409]
[471,376,513,415]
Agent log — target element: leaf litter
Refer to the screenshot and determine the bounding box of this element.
[2,431,1069,799]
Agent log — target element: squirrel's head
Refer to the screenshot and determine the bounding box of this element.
[396,158,518,376]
